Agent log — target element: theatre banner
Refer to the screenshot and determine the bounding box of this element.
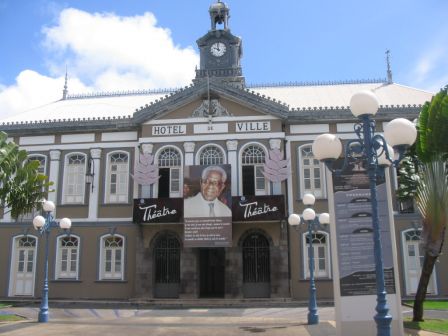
[183,164,232,247]
[133,198,182,224]
[232,195,285,221]
[333,164,396,296]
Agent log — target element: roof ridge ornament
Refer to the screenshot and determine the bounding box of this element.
[62,66,68,100]
[386,50,393,84]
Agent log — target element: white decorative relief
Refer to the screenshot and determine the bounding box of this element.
[262,149,290,183]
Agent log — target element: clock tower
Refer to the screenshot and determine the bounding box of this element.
[194,1,245,88]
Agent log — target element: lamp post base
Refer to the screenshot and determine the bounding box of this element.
[307,312,319,325]
[38,310,49,323]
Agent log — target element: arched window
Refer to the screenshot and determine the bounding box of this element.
[105,152,129,203]
[302,230,330,279]
[241,144,267,195]
[27,154,47,174]
[63,153,86,204]
[199,145,225,165]
[21,155,47,220]
[299,144,325,198]
[157,147,182,198]
[56,235,80,279]
[99,235,125,280]
[402,229,437,295]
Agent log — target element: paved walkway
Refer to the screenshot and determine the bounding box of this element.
[0,306,445,335]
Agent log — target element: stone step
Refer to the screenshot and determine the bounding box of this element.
[1,298,335,309]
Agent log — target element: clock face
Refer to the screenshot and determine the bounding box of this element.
[210,42,227,57]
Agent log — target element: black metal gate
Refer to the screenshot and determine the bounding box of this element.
[154,234,180,298]
[242,233,271,298]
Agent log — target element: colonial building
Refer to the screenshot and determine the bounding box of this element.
[0,1,446,302]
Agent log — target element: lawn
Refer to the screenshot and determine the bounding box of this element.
[0,303,10,308]
[0,315,23,322]
[404,317,448,335]
[404,300,448,310]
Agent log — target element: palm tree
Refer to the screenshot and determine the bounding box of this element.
[0,131,52,219]
[412,157,447,321]
[411,85,448,321]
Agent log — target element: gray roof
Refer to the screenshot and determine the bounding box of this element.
[0,80,433,129]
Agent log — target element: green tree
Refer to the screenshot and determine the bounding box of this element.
[0,131,52,219]
[412,86,448,322]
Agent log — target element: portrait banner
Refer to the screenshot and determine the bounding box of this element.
[183,164,232,247]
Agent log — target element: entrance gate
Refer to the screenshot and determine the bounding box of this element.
[154,233,180,298]
[242,233,270,298]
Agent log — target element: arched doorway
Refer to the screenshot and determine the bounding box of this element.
[153,233,180,298]
[242,232,271,298]
[402,229,437,295]
[9,235,37,296]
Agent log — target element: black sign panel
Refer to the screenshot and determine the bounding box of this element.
[332,162,396,296]
[133,198,182,224]
[232,195,285,221]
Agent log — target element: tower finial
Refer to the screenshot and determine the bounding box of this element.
[385,50,393,84]
[62,66,68,100]
[209,1,230,30]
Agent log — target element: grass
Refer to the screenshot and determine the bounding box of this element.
[404,300,448,310]
[404,317,448,335]
[0,315,23,322]
[0,303,11,308]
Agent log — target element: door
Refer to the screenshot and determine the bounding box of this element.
[403,230,437,295]
[154,234,180,298]
[10,236,37,296]
[242,233,270,298]
[199,248,225,297]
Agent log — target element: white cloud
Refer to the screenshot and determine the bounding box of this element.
[408,30,448,93]
[0,8,199,120]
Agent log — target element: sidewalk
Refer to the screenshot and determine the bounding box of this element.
[0,306,445,336]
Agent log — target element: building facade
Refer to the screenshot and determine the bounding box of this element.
[1,1,446,301]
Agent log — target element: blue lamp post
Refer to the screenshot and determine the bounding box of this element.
[33,200,71,323]
[311,90,417,336]
[288,193,330,325]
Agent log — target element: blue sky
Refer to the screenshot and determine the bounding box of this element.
[0,0,447,119]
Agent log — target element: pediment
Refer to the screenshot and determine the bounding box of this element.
[133,80,289,124]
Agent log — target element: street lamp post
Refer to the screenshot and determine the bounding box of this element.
[32,200,72,323]
[311,90,417,336]
[288,193,330,325]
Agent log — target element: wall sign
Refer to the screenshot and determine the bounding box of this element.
[236,121,271,132]
[152,125,186,136]
[133,198,182,224]
[232,195,285,221]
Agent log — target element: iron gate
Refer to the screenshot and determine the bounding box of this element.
[242,233,270,297]
[154,234,180,298]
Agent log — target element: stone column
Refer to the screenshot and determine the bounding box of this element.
[48,150,61,206]
[269,139,282,195]
[183,142,195,166]
[226,140,238,196]
[88,148,102,220]
[140,143,154,198]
